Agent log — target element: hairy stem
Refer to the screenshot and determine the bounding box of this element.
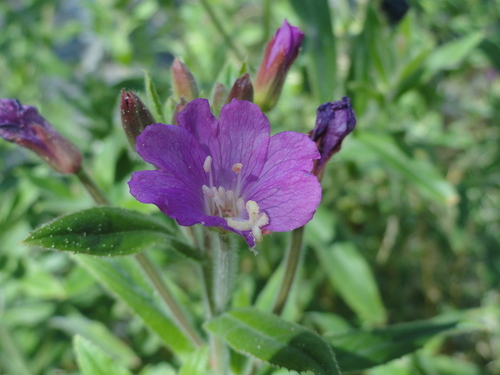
[213,234,236,314]
[271,226,305,315]
[75,168,109,205]
[210,233,237,375]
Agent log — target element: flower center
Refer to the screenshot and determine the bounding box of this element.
[202,155,269,244]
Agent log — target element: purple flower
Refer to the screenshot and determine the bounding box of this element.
[311,97,356,179]
[254,20,304,112]
[0,99,82,174]
[129,98,321,247]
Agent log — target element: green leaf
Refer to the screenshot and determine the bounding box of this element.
[75,255,195,356]
[325,319,458,372]
[51,315,139,369]
[73,335,133,375]
[205,308,341,375]
[302,312,352,336]
[426,32,483,73]
[22,207,200,259]
[289,0,337,102]
[392,48,430,100]
[144,70,165,122]
[356,132,459,205]
[314,242,387,326]
[179,346,211,375]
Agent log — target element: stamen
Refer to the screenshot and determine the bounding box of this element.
[203,156,212,173]
[234,163,243,196]
[232,163,243,173]
[202,185,214,197]
[236,198,245,213]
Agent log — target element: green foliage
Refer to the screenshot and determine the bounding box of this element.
[73,335,133,375]
[206,308,341,375]
[315,242,387,326]
[75,255,196,357]
[22,206,200,259]
[0,0,499,374]
[326,318,458,372]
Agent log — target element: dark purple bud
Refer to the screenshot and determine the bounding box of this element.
[311,97,356,179]
[254,20,304,112]
[171,57,199,101]
[226,73,254,103]
[120,89,156,149]
[0,99,82,174]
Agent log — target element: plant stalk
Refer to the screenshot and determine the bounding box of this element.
[75,168,109,205]
[135,252,204,347]
[213,234,236,314]
[210,233,237,375]
[199,0,245,61]
[271,226,305,315]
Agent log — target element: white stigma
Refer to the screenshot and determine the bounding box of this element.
[226,201,269,245]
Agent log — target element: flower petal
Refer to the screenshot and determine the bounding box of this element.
[213,99,270,192]
[246,131,321,232]
[132,124,209,219]
[176,98,218,154]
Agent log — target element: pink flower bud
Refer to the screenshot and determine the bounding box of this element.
[211,83,227,112]
[0,99,82,174]
[171,57,199,101]
[254,20,304,112]
[171,97,188,126]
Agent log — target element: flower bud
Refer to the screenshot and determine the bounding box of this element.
[171,57,199,101]
[226,73,254,103]
[211,82,227,112]
[311,97,356,179]
[120,89,156,149]
[171,97,188,126]
[254,20,304,112]
[0,99,82,174]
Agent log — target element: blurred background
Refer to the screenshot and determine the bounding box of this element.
[0,0,499,374]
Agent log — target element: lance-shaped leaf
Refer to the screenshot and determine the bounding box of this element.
[314,242,387,326]
[325,318,458,372]
[75,255,195,356]
[144,71,165,123]
[22,207,200,259]
[205,308,341,375]
[74,335,133,375]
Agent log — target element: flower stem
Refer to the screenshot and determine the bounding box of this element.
[210,233,237,375]
[75,168,109,205]
[199,0,245,61]
[74,167,204,348]
[135,252,204,347]
[213,234,236,314]
[271,226,305,315]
